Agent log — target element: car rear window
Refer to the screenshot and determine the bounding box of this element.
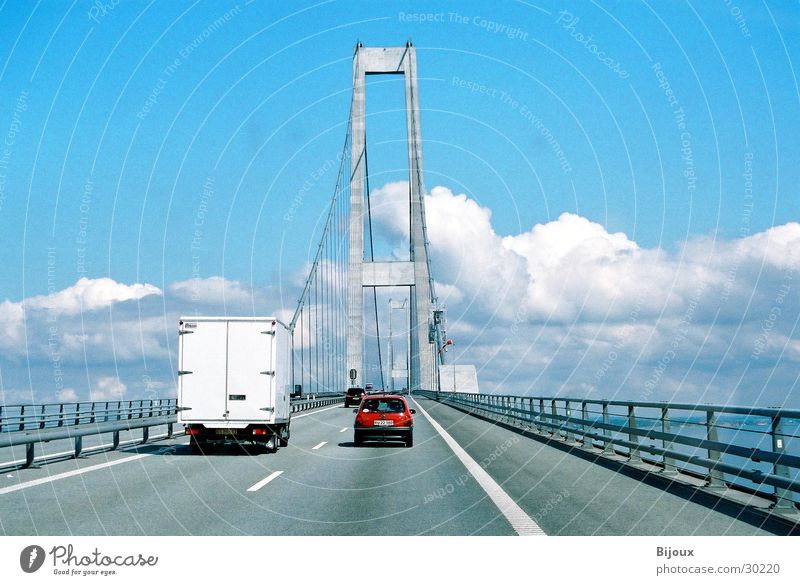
[346,388,363,396]
[362,399,406,413]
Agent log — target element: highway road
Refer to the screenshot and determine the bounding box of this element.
[0,397,792,535]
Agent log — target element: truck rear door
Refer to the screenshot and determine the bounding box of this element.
[226,320,273,422]
[179,320,227,421]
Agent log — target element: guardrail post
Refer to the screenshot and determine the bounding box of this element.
[142,426,149,444]
[25,443,34,468]
[539,399,545,433]
[74,403,80,426]
[0,405,3,432]
[74,436,82,458]
[117,401,122,421]
[627,405,641,462]
[771,416,795,510]
[167,423,174,438]
[580,401,592,450]
[602,404,612,453]
[104,401,110,422]
[58,403,64,427]
[550,400,558,437]
[528,398,535,430]
[112,431,120,450]
[40,404,47,429]
[660,406,677,475]
[705,410,725,489]
[90,402,96,424]
[127,401,133,420]
[565,400,574,443]
[19,404,26,431]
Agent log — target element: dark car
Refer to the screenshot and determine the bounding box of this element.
[353,394,415,447]
[344,386,365,407]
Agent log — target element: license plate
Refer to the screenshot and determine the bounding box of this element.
[214,429,237,435]
[373,420,394,426]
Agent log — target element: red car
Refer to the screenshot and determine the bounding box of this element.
[353,394,415,447]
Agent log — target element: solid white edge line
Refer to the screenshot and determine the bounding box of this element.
[292,404,344,419]
[247,470,283,492]
[412,398,546,536]
[0,453,152,496]
[312,441,327,450]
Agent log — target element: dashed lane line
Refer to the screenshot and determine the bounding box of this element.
[247,470,283,492]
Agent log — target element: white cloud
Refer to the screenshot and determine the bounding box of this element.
[0,299,25,349]
[169,276,253,306]
[0,387,36,405]
[24,277,161,315]
[90,376,127,401]
[56,388,79,402]
[371,181,800,405]
[1,278,164,357]
[373,182,800,324]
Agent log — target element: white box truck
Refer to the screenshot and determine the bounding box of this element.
[177,317,291,453]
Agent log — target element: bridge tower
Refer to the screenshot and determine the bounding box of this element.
[346,43,437,392]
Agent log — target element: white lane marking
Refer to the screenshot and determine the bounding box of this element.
[292,404,343,419]
[339,427,348,433]
[312,441,327,450]
[247,470,283,492]
[412,399,545,536]
[0,453,151,496]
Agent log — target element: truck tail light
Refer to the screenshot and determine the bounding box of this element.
[252,428,268,435]
[185,427,201,436]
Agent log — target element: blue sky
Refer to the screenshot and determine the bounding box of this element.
[0,1,798,406]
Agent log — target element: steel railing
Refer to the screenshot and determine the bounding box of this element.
[418,390,800,512]
[291,396,344,411]
[0,399,180,468]
[1,395,344,469]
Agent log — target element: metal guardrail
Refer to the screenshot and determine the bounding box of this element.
[291,396,344,411]
[0,399,180,468]
[418,391,800,512]
[1,395,344,469]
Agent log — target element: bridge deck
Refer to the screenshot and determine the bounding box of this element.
[0,398,790,536]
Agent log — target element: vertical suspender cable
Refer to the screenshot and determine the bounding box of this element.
[363,136,385,391]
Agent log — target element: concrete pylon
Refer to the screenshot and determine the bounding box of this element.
[346,43,435,392]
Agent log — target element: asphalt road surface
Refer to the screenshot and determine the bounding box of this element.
[0,397,788,535]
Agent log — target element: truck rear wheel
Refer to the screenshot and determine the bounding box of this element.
[278,425,290,447]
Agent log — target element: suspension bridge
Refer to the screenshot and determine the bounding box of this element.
[1,44,799,536]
